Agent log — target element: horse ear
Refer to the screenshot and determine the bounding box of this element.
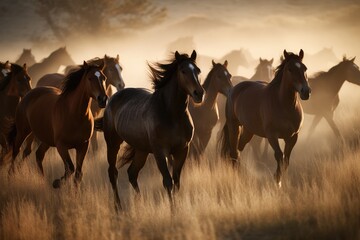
[299,49,304,60]
[23,63,27,70]
[259,57,263,63]
[100,59,106,70]
[212,60,216,66]
[224,60,228,68]
[5,61,10,69]
[175,51,181,61]
[283,50,289,59]
[116,54,120,61]
[83,61,88,69]
[191,50,197,61]
[270,58,274,64]
[104,54,108,59]
[350,57,356,62]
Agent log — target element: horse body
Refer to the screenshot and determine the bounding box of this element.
[301,57,360,139]
[221,50,310,186]
[188,60,232,160]
[98,50,204,210]
[28,47,75,85]
[8,61,107,187]
[0,63,31,162]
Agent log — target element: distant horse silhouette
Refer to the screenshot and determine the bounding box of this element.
[7,61,107,188]
[188,60,232,160]
[0,63,32,163]
[220,50,310,187]
[28,47,75,85]
[95,50,204,210]
[35,55,125,153]
[15,49,36,67]
[302,56,360,140]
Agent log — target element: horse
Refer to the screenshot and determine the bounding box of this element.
[28,47,75,85]
[220,50,310,187]
[6,61,107,188]
[15,49,36,67]
[188,60,232,161]
[0,61,11,81]
[302,56,360,140]
[94,50,204,210]
[0,63,32,163]
[34,55,125,153]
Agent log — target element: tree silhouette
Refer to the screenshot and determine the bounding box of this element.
[35,0,167,42]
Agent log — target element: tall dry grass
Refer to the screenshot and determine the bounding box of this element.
[1,109,360,239]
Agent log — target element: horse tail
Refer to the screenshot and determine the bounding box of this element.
[118,144,135,168]
[94,117,104,131]
[219,121,231,159]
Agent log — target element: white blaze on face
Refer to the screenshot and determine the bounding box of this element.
[224,70,228,77]
[188,63,198,82]
[2,69,9,77]
[295,62,301,69]
[95,71,101,81]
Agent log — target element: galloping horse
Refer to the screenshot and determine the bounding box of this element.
[188,60,232,160]
[15,49,36,67]
[220,50,310,187]
[95,50,204,210]
[28,47,75,85]
[7,61,107,188]
[35,55,125,152]
[0,63,31,163]
[302,57,360,140]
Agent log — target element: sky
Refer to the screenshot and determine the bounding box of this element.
[0,0,359,87]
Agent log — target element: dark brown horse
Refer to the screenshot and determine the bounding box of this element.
[95,50,204,210]
[0,63,32,163]
[188,60,232,160]
[302,57,360,140]
[7,61,107,188]
[35,55,125,152]
[28,47,75,85]
[15,49,36,67]
[220,50,310,187]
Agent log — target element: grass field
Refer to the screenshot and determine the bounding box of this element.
[1,112,360,240]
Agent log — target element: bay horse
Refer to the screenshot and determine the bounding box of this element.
[0,63,32,163]
[95,50,204,210]
[302,57,360,140]
[220,50,310,187]
[15,49,36,67]
[188,60,232,160]
[34,55,125,153]
[7,61,107,188]
[28,47,75,85]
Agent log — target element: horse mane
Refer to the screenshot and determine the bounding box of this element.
[149,52,195,90]
[0,64,23,91]
[87,57,103,64]
[312,60,346,80]
[269,52,301,86]
[61,63,91,95]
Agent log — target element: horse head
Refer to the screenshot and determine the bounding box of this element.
[258,58,274,82]
[283,49,311,100]
[103,54,125,91]
[211,59,232,95]
[176,50,204,103]
[83,61,108,108]
[340,56,360,86]
[8,63,32,97]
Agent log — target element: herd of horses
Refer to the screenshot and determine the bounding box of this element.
[1,46,360,211]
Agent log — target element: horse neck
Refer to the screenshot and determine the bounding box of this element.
[59,77,92,117]
[160,75,188,116]
[251,67,266,81]
[324,67,347,91]
[278,75,298,107]
[202,74,219,109]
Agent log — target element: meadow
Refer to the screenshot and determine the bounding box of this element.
[0,100,360,240]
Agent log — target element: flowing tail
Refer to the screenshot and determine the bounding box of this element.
[218,121,231,159]
[94,117,104,131]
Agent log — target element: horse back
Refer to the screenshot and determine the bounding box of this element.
[36,73,64,88]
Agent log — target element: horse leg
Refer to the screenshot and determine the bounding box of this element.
[172,147,188,192]
[306,115,322,141]
[267,136,284,187]
[153,151,173,200]
[53,144,74,188]
[324,113,342,141]
[238,127,254,151]
[284,134,298,170]
[22,133,34,159]
[106,138,122,211]
[9,128,31,175]
[90,131,99,154]
[35,142,50,176]
[127,150,148,194]
[74,142,89,186]
[249,136,262,161]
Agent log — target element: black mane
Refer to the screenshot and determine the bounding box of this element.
[269,52,302,86]
[149,53,195,90]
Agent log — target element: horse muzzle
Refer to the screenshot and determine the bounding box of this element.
[191,88,204,104]
[299,86,311,100]
[97,95,108,108]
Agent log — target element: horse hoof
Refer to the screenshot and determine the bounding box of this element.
[53,179,61,188]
